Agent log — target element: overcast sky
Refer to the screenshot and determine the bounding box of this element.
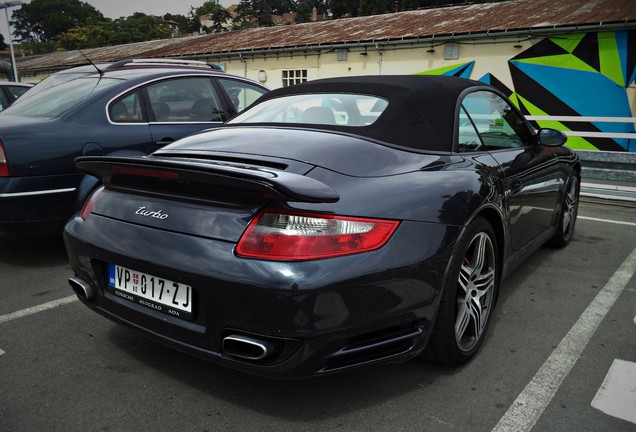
[1,0,234,44]
[83,0,234,19]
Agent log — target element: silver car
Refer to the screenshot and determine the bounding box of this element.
[0,81,33,111]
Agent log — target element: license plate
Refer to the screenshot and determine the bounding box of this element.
[108,264,193,320]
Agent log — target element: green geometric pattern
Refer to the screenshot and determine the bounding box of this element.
[418,31,636,152]
[415,61,474,79]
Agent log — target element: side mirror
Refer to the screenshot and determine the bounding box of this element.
[537,128,567,147]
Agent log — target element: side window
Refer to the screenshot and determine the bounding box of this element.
[146,77,223,122]
[218,78,267,113]
[7,86,30,100]
[458,106,484,152]
[110,91,145,123]
[0,91,9,110]
[460,91,531,151]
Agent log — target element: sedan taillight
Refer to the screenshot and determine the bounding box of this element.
[0,140,9,177]
[236,210,399,261]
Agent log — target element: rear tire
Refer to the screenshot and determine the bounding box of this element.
[425,217,498,365]
[548,175,579,247]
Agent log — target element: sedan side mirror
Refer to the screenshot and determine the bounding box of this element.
[537,128,567,147]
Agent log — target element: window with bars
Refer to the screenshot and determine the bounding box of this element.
[282,70,308,87]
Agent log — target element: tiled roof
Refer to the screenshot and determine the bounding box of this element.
[15,0,636,73]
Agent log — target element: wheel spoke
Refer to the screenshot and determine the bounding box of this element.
[458,264,471,294]
[473,268,495,292]
[562,212,572,234]
[468,296,485,335]
[566,193,577,211]
[455,294,488,346]
[473,234,489,274]
[455,300,471,340]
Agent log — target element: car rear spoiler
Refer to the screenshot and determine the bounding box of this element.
[75,156,340,204]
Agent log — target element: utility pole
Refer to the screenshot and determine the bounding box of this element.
[0,1,23,82]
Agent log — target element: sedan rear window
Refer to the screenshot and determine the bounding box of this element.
[228,93,388,127]
[6,85,31,100]
[18,71,93,99]
[6,77,120,118]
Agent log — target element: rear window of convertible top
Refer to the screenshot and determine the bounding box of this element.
[228,93,388,127]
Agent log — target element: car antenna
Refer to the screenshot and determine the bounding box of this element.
[78,50,104,76]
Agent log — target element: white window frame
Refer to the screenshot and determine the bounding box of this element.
[282,69,308,87]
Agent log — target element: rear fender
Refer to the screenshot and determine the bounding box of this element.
[74,174,100,212]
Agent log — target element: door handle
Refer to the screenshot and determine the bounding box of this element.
[155,138,174,146]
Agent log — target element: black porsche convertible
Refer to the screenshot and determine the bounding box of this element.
[64,75,580,378]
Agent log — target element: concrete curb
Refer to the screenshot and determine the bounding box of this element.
[580,181,636,208]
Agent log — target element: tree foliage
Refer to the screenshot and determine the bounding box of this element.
[163,13,198,35]
[236,0,270,27]
[113,13,173,42]
[11,0,106,42]
[10,0,186,52]
[296,1,313,23]
[196,1,232,33]
[56,13,173,50]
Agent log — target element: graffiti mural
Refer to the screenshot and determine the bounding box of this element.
[420,31,636,152]
[416,61,475,79]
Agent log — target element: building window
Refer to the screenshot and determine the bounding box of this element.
[282,69,308,87]
[336,50,348,61]
[444,42,460,60]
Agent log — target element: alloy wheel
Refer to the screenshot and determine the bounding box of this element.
[562,177,579,239]
[455,231,496,353]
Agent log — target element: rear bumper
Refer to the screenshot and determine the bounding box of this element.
[64,214,458,378]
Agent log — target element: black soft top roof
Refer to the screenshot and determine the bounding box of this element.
[253,75,488,152]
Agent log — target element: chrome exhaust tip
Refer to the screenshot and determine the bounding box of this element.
[68,276,95,301]
[222,334,274,361]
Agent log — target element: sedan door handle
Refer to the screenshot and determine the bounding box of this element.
[155,138,174,146]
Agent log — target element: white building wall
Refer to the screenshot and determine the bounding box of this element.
[217,37,539,90]
[15,37,541,92]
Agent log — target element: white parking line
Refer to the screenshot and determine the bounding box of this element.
[591,359,636,424]
[0,348,5,356]
[0,295,77,325]
[578,216,636,227]
[491,246,636,432]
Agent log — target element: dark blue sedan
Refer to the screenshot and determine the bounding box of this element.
[0,59,268,234]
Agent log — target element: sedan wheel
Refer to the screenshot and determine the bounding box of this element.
[425,217,498,365]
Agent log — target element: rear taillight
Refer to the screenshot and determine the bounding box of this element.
[0,140,9,177]
[80,186,105,220]
[236,210,399,261]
